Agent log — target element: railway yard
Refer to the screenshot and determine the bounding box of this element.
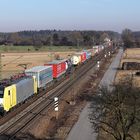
[0,45,119,140]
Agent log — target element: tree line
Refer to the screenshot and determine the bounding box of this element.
[122,29,140,49]
[0,30,120,47]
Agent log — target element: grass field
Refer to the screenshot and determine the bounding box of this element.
[0,45,89,53]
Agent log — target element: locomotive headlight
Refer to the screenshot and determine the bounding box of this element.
[0,102,3,108]
[0,98,3,107]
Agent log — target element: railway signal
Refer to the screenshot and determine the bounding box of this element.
[97,61,100,68]
[54,97,59,111]
[54,97,59,119]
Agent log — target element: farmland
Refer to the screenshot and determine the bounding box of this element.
[0,45,90,79]
[0,45,84,52]
[115,48,140,87]
[0,50,77,79]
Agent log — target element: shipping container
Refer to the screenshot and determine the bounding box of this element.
[25,66,53,88]
[93,46,99,54]
[83,50,92,60]
[78,52,86,62]
[71,52,86,65]
[88,49,95,56]
[45,60,66,78]
[61,59,69,70]
[16,77,34,104]
[71,55,81,65]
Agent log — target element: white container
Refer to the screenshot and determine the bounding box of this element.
[71,55,81,65]
[93,46,99,53]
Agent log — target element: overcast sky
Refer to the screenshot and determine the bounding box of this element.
[0,0,140,32]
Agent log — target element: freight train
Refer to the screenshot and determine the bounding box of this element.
[0,45,112,115]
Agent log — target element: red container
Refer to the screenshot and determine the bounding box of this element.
[44,60,66,78]
[75,52,86,63]
[81,52,86,62]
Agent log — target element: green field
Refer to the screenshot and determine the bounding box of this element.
[0,45,89,52]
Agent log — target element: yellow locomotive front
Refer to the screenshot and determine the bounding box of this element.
[0,85,16,114]
[0,75,37,115]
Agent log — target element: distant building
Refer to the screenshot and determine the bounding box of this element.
[104,37,111,43]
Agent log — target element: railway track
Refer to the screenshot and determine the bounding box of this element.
[0,47,114,139]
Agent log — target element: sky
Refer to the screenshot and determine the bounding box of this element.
[0,0,140,33]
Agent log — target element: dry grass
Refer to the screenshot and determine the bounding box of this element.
[123,48,140,59]
[1,51,75,79]
[120,48,140,68]
[115,70,140,86]
[115,48,140,87]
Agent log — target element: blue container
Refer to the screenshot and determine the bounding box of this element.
[83,50,91,60]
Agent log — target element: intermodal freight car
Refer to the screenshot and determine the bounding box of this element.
[44,60,66,78]
[25,66,53,89]
[93,46,100,54]
[83,50,92,60]
[0,44,111,115]
[71,52,86,65]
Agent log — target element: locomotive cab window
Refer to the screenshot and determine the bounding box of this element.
[0,87,4,98]
[0,90,4,98]
[8,90,10,96]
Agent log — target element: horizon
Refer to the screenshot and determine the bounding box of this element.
[1,29,140,34]
[0,0,140,33]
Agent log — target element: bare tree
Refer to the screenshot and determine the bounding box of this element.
[71,31,83,47]
[89,77,140,140]
[122,29,134,49]
[100,32,110,43]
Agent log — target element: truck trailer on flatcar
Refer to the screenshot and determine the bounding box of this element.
[25,66,53,89]
[44,60,66,78]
